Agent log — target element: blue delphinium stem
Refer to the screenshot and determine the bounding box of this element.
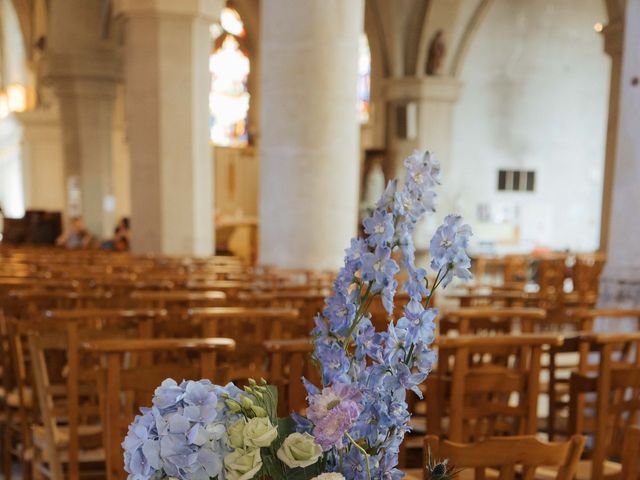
[310,150,473,480]
[346,432,371,480]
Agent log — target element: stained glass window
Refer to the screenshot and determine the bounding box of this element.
[358,34,371,124]
[209,7,250,147]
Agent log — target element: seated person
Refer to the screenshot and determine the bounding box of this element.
[56,216,93,249]
[102,217,130,251]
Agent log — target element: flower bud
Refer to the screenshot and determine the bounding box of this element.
[251,405,267,417]
[240,395,254,409]
[225,399,241,413]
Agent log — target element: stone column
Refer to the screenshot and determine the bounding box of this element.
[115,0,221,256]
[599,0,640,310]
[54,78,118,238]
[43,0,121,239]
[384,76,462,222]
[14,106,66,212]
[259,0,364,270]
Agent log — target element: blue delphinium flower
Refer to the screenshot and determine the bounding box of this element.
[363,210,394,248]
[309,150,472,480]
[430,213,473,288]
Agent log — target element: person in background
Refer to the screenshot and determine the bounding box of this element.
[56,216,93,249]
[102,217,131,251]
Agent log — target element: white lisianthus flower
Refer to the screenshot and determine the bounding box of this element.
[243,417,278,448]
[224,449,263,480]
[277,432,323,469]
[311,474,345,480]
[227,418,246,449]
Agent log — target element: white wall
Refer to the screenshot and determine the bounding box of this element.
[0,0,27,218]
[450,0,610,253]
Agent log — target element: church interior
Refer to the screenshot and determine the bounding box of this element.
[0,0,639,479]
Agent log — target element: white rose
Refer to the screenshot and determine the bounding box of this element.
[277,432,323,469]
[224,449,263,480]
[243,417,278,448]
[227,418,246,449]
[312,474,345,480]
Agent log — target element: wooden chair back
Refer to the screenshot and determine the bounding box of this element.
[82,337,236,480]
[535,256,567,316]
[129,290,226,311]
[572,253,606,307]
[428,334,563,442]
[264,339,317,416]
[188,306,300,381]
[503,255,530,284]
[568,333,640,480]
[424,434,585,480]
[440,307,546,335]
[238,291,325,336]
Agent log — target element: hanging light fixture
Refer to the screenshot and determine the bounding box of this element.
[7,83,27,112]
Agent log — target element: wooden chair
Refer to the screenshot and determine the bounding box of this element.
[263,338,316,416]
[13,310,157,480]
[545,310,640,440]
[621,426,640,480]
[427,334,564,442]
[82,337,236,480]
[420,434,585,480]
[28,333,104,480]
[566,332,640,480]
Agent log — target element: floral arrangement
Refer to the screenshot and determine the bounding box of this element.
[123,150,472,480]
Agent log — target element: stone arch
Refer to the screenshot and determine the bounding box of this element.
[448,0,494,76]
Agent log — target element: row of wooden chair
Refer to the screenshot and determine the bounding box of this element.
[0,246,636,480]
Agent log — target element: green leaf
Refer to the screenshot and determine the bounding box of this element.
[278,462,324,480]
[274,416,296,448]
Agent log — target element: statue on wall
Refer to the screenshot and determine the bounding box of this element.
[426,29,446,76]
[359,151,386,222]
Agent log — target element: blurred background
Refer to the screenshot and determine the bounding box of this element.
[0,0,636,275]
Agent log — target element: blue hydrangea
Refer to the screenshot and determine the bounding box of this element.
[122,379,233,480]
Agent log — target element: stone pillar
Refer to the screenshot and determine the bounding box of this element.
[55,78,117,238]
[112,84,131,222]
[115,0,220,256]
[14,106,66,213]
[259,0,364,270]
[599,0,640,310]
[384,76,462,221]
[43,0,121,239]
